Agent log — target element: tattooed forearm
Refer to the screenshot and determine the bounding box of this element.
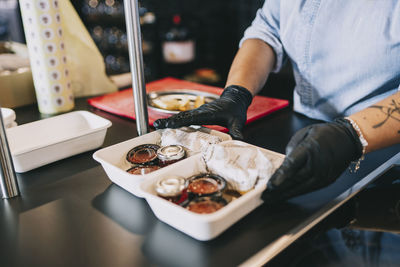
[369,99,400,133]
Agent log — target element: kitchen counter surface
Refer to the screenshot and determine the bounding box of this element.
[1,96,399,267]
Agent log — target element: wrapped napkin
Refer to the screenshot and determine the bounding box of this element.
[160,127,223,156]
[202,140,282,192]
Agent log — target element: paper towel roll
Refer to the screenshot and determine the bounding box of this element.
[19,0,74,114]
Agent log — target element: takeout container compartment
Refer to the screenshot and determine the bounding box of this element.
[93,127,231,198]
[94,129,284,240]
[7,110,111,173]
[139,141,284,241]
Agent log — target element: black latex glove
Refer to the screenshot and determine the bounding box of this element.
[262,118,364,204]
[153,85,253,140]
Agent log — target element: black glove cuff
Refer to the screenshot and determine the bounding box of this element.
[334,118,364,160]
[221,85,253,108]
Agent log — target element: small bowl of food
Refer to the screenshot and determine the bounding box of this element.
[147,89,218,114]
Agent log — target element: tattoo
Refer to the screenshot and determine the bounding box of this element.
[369,99,400,133]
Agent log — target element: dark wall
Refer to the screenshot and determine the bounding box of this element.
[72,0,268,82]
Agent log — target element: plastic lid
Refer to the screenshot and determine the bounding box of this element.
[126,144,160,164]
[1,108,16,126]
[157,145,185,161]
[155,176,188,197]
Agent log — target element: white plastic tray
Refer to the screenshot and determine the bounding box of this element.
[93,127,231,198]
[139,141,284,241]
[7,110,111,173]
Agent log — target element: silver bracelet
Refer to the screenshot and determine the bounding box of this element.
[344,117,369,172]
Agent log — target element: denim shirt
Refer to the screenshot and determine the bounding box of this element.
[241,0,400,121]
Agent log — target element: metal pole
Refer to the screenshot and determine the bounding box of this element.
[124,0,150,135]
[0,108,19,199]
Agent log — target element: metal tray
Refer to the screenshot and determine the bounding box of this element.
[147,89,219,114]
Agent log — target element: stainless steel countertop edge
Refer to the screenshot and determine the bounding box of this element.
[240,152,400,267]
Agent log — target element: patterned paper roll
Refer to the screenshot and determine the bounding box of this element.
[20,0,74,114]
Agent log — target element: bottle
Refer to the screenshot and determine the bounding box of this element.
[161,14,195,78]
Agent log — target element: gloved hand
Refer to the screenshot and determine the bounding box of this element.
[153,85,253,140]
[262,118,364,204]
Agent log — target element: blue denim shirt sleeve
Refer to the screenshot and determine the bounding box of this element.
[239,0,286,73]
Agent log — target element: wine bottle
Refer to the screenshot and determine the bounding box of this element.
[161,14,195,79]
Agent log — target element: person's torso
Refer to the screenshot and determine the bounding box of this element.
[279,0,400,121]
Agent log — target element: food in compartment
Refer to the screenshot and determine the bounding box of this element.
[156,145,186,167]
[125,127,227,176]
[149,93,209,112]
[125,143,188,175]
[127,165,161,175]
[126,144,160,165]
[154,173,243,214]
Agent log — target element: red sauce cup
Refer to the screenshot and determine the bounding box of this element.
[126,144,160,165]
[187,173,227,197]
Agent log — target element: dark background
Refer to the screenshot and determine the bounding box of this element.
[71,0,266,81]
[0,0,294,102]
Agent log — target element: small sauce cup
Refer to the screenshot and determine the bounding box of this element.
[156,145,186,167]
[126,144,160,165]
[187,173,227,197]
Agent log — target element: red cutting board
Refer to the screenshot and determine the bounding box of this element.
[88,77,289,132]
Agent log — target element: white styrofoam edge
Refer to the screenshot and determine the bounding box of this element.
[8,110,112,156]
[141,169,267,240]
[150,197,264,241]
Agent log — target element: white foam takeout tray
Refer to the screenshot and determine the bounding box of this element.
[94,129,284,241]
[93,127,231,198]
[140,141,284,241]
[7,110,111,173]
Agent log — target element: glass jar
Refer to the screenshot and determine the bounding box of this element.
[187,173,226,197]
[156,145,185,167]
[126,144,160,165]
[155,176,188,205]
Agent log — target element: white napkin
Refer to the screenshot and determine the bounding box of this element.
[160,127,222,156]
[202,140,281,192]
